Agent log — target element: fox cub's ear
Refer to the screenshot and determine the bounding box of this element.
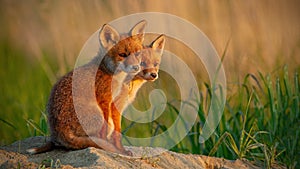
[150,34,165,56]
[99,24,120,50]
[129,20,147,42]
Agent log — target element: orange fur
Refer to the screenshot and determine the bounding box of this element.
[26,20,147,155]
[110,35,165,150]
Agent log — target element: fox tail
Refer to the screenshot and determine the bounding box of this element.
[26,141,54,154]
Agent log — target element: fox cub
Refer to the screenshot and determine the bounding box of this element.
[27,20,147,155]
[109,34,165,149]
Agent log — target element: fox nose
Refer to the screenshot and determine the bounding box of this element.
[150,73,157,78]
[132,65,140,72]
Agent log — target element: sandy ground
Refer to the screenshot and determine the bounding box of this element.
[0,136,283,169]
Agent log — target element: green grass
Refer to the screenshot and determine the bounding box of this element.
[169,66,299,168]
[0,42,299,169]
[0,42,51,145]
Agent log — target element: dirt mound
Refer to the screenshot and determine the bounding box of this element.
[0,136,264,169]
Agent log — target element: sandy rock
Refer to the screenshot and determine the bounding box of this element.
[0,136,263,169]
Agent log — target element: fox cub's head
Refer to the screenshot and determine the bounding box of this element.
[136,34,165,81]
[99,20,147,74]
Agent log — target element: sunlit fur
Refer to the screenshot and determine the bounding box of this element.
[109,35,165,146]
[26,20,147,156]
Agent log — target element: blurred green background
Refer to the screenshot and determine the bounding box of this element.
[0,0,299,167]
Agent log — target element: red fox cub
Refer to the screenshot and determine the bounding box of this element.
[109,34,165,150]
[27,20,147,155]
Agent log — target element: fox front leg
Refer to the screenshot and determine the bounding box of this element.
[99,100,112,140]
[110,103,132,156]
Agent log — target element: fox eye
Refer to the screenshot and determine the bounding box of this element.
[140,62,146,66]
[154,63,158,67]
[119,53,127,57]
